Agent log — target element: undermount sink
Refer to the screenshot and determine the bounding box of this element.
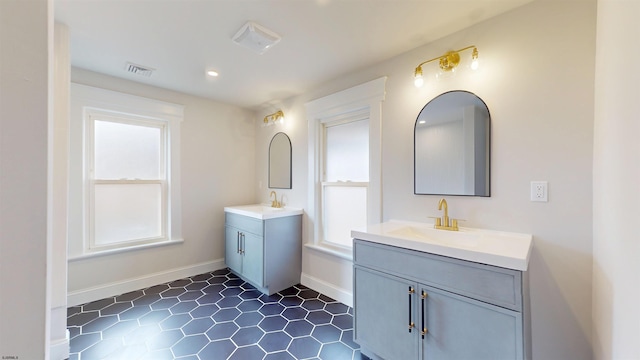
[351,220,533,270]
[224,204,303,220]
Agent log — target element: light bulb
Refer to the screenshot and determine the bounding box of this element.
[471,58,479,71]
[414,66,424,88]
[206,69,219,77]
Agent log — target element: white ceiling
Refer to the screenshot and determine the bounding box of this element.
[54,0,532,110]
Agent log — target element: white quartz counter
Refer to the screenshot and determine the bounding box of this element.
[351,220,533,271]
[224,204,303,220]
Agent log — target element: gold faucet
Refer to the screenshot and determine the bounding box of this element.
[434,198,459,231]
[270,191,281,208]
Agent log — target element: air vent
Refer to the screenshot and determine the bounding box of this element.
[125,62,155,77]
[232,21,281,54]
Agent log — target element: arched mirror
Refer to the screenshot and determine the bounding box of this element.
[269,132,292,189]
[414,90,490,196]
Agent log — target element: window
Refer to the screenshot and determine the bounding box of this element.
[306,77,386,256]
[87,111,167,250]
[322,117,369,247]
[68,83,183,258]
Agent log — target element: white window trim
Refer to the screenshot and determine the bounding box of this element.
[305,77,386,258]
[68,83,183,260]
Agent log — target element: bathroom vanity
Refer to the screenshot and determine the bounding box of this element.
[224,205,302,295]
[352,220,533,360]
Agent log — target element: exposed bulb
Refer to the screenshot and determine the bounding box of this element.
[470,58,479,71]
[414,66,424,87]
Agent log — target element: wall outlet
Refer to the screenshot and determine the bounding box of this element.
[530,181,548,202]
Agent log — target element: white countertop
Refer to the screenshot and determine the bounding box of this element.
[351,220,533,271]
[224,204,303,220]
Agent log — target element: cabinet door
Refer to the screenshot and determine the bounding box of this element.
[241,231,264,287]
[354,266,419,360]
[421,285,523,360]
[224,226,243,275]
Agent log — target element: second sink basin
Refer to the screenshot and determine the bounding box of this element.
[224,204,303,220]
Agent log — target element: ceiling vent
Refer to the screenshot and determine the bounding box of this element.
[125,62,155,77]
[232,21,281,54]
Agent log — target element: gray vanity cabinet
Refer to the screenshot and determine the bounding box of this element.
[224,211,302,295]
[353,239,530,360]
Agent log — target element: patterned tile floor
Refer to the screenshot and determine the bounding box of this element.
[67,268,366,359]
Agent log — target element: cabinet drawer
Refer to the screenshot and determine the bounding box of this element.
[225,212,264,236]
[354,239,522,311]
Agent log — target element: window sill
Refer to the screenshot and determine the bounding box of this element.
[304,243,353,261]
[68,238,184,262]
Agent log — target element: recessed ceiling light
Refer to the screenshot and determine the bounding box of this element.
[206,69,219,77]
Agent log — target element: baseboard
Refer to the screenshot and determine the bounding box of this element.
[49,330,69,360]
[67,259,225,307]
[300,272,353,307]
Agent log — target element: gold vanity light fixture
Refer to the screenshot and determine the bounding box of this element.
[414,45,479,88]
[263,110,285,126]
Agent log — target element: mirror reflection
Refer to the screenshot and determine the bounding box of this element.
[269,132,292,189]
[414,90,490,196]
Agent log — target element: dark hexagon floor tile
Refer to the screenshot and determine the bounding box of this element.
[138,309,171,325]
[319,294,336,303]
[81,337,124,359]
[307,310,333,325]
[199,339,236,359]
[229,344,266,360]
[115,290,145,302]
[83,314,120,333]
[197,292,223,305]
[178,290,204,301]
[231,326,264,346]
[146,328,183,350]
[325,302,349,315]
[221,287,243,297]
[279,287,299,297]
[240,282,257,290]
[67,306,81,317]
[108,344,148,359]
[123,324,162,346]
[119,304,152,320]
[319,341,356,360]
[279,296,303,307]
[259,293,283,304]
[69,332,101,353]
[139,348,175,360]
[237,299,262,312]
[168,278,191,288]
[83,297,115,311]
[185,281,208,291]
[67,310,100,326]
[133,293,162,306]
[288,336,321,359]
[208,276,227,285]
[102,319,139,339]
[67,326,81,340]
[341,329,359,350]
[212,269,229,276]
[224,278,244,287]
[151,297,180,310]
[160,313,192,330]
[302,299,326,311]
[259,331,292,353]
[259,303,285,316]
[312,324,342,343]
[264,351,296,360]
[182,317,214,335]
[298,289,320,299]
[171,334,209,357]
[332,314,354,330]
[217,295,242,308]
[190,304,219,318]
[170,300,198,314]
[144,284,170,295]
[284,319,314,337]
[206,321,239,341]
[239,289,262,300]
[282,306,308,320]
[212,307,240,322]
[101,300,133,315]
[191,273,212,282]
[160,287,186,298]
[234,311,264,327]
[258,315,288,332]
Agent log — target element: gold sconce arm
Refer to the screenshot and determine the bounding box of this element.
[414,45,479,87]
[263,110,285,125]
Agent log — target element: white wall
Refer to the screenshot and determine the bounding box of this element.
[67,69,257,305]
[0,0,51,358]
[255,1,596,359]
[592,0,640,358]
